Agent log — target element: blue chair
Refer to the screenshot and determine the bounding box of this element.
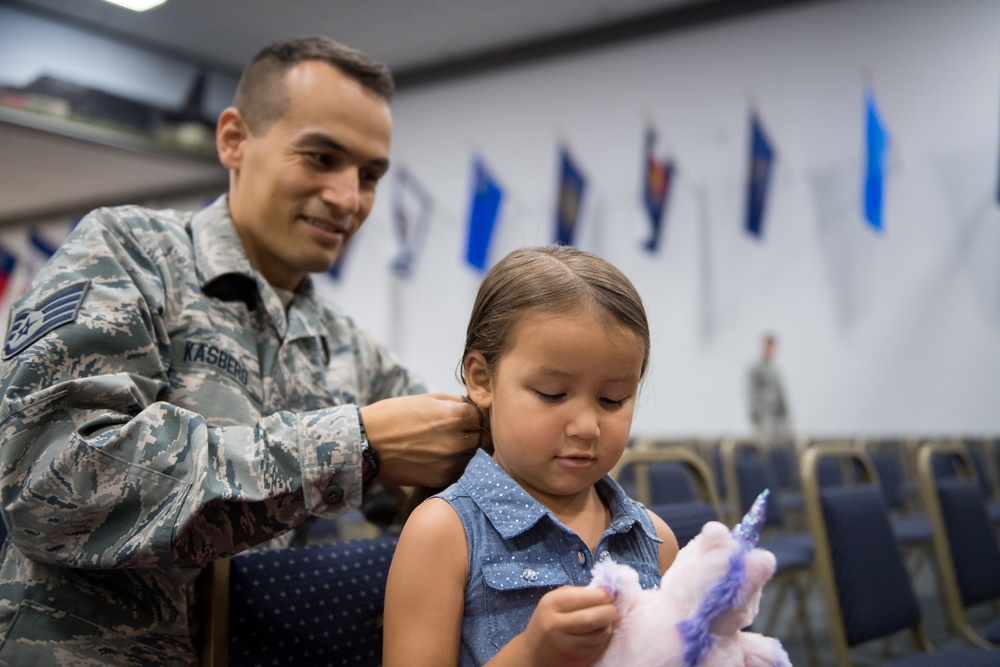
[766,441,805,523]
[200,536,398,667]
[720,437,818,666]
[613,443,722,509]
[648,500,721,549]
[802,445,1000,666]
[918,441,1000,649]
[613,444,725,549]
[961,437,1000,527]
[863,442,936,557]
[648,460,700,505]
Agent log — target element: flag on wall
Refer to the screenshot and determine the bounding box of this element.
[0,245,17,301]
[390,166,434,279]
[465,157,504,272]
[642,127,674,252]
[555,147,586,246]
[864,88,889,231]
[745,112,775,239]
[28,227,58,259]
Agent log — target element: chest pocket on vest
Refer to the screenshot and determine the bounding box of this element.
[480,561,569,650]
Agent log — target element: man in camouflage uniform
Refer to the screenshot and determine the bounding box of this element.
[0,36,481,665]
[747,333,793,443]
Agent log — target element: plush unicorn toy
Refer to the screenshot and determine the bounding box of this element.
[590,491,792,667]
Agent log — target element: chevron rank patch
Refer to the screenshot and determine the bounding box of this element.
[3,281,90,359]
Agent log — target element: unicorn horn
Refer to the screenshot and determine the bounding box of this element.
[731,489,769,549]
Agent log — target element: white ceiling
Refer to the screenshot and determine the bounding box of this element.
[7,0,713,76]
[0,0,775,224]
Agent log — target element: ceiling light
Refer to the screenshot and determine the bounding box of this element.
[102,0,167,11]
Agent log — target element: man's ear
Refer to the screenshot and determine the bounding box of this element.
[216,107,248,171]
[463,351,493,409]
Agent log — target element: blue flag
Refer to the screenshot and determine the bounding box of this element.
[28,228,58,259]
[465,157,504,272]
[555,147,586,246]
[864,89,889,231]
[745,112,775,239]
[643,127,674,252]
[390,166,434,279]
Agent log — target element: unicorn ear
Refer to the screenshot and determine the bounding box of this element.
[731,489,769,549]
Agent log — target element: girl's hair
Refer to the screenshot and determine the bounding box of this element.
[461,245,650,380]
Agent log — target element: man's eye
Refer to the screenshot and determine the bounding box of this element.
[306,152,334,168]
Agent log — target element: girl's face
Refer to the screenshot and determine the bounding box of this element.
[467,307,645,507]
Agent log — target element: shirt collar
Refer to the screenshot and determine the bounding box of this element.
[460,449,658,542]
[190,195,320,338]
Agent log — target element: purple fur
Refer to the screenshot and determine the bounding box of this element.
[677,551,747,667]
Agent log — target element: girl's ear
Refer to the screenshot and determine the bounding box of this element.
[463,351,494,408]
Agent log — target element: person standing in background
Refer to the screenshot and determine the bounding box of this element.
[748,332,793,443]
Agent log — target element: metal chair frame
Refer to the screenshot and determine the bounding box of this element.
[917,439,1000,650]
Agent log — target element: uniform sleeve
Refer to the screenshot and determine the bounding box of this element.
[0,211,359,570]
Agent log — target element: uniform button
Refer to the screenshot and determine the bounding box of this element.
[322,485,344,505]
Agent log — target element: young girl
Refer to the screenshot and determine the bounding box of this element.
[383,245,678,667]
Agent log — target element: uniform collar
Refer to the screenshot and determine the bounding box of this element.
[190,196,321,340]
[459,449,657,541]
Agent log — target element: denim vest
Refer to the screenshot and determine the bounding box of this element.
[436,449,662,667]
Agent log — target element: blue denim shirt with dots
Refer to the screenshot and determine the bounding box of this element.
[436,449,662,667]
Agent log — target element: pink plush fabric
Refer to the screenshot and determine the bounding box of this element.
[590,521,792,667]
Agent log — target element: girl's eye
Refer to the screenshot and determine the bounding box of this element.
[536,391,565,402]
[601,397,626,408]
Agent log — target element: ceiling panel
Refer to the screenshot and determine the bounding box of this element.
[6,0,709,73]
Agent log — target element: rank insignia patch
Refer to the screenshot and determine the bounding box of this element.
[3,281,90,359]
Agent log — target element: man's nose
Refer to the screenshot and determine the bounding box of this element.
[320,168,361,215]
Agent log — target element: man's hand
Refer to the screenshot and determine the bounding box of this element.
[360,394,485,488]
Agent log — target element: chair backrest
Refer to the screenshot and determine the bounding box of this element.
[648,501,721,548]
[868,449,907,510]
[613,445,723,518]
[802,445,931,667]
[720,438,786,526]
[960,437,996,500]
[200,536,398,667]
[767,443,800,489]
[648,461,699,505]
[917,440,1000,649]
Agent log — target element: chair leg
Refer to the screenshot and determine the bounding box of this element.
[763,572,821,667]
[791,573,821,667]
[763,579,789,636]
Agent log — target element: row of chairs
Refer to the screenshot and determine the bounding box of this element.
[611,436,1000,666]
[194,434,1000,666]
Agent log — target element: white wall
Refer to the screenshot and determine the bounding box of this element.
[318,0,1000,438]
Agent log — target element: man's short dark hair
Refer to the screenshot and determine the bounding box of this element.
[233,35,395,135]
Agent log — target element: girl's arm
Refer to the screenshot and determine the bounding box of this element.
[647,509,680,574]
[383,497,468,667]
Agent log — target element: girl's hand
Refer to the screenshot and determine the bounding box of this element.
[511,586,619,667]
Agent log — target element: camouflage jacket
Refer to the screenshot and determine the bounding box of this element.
[748,359,789,438]
[0,196,423,666]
